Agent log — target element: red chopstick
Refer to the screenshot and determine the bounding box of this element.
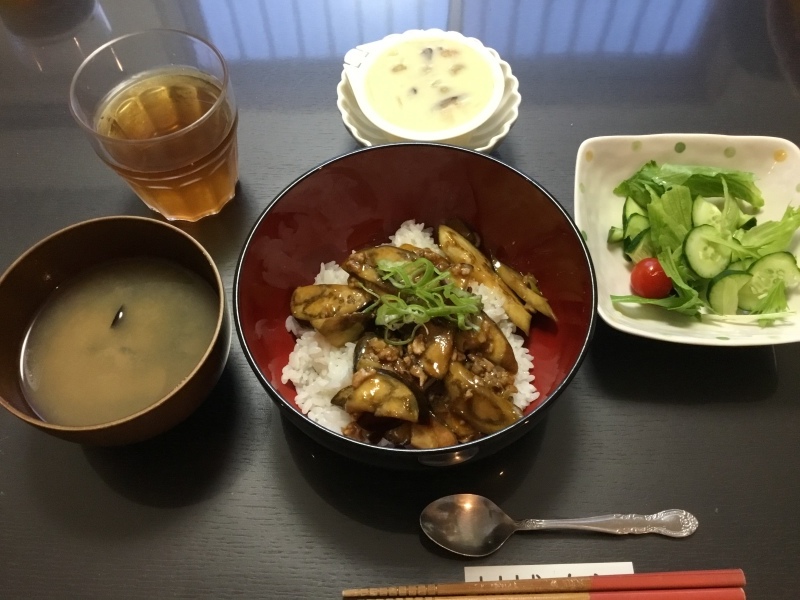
[591,590,744,599]
[586,570,745,592]
[341,569,746,598]
[350,590,745,600]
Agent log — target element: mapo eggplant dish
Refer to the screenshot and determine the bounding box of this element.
[282,221,555,449]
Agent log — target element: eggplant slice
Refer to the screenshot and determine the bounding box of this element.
[341,245,419,293]
[344,370,420,422]
[444,362,521,434]
[455,312,517,374]
[291,284,370,320]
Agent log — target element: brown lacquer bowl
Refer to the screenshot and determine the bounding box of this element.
[235,144,596,469]
[0,216,231,445]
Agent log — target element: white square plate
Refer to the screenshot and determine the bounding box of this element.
[574,133,800,346]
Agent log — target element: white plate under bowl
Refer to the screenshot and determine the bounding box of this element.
[574,133,800,346]
[336,47,520,153]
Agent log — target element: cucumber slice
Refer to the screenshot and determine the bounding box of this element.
[607,226,624,244]
[624,213,649,243]
[623,214,652,263]
[623,196,647,226]
[707,270,752,315]
[692,196,721,228]
[738,251,800,311]
[684,225,732,279]
[625,229,655,263]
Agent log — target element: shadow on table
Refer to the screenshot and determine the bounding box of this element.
[173,181,256,271]
[280,411,554,535]
[585,321,779,404]
[112,180,257,278]
[82,364,242,507]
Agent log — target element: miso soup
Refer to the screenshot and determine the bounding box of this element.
[20,257,219,427]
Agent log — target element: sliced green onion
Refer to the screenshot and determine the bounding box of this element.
[365,257,482,344]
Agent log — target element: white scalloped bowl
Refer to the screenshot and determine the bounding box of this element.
[337,33,520,153]
[574,133,800,347]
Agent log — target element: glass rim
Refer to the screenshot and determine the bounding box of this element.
[68,28,232,147]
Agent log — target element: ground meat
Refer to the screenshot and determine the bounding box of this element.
[409,334,426,356]
[342,421,369,442]
[366,337,401,362]
[351,367,375,389]
[409,363,427,387]
[468,356,517,396]
[450,263,473,278]
[377,344,401,362]
[357,337,411,381]
[357,332,437,388]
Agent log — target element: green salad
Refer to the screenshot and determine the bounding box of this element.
[609,161,800,324]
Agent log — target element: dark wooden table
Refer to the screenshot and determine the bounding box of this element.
[2,1,799,598]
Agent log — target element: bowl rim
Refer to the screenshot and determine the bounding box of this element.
[234,142,598,458]
[0,215,228,432]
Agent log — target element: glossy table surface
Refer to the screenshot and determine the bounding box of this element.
[1,1,799,598]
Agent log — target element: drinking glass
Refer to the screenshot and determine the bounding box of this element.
[69,29,238,221]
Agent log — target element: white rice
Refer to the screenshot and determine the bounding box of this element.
[280,220,539,432]
[281,330,356,432]
[313,261,349,284]
[388,219,441,252]
[470,283,538,410]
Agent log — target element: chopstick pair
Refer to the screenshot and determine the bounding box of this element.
[342,569,746,599]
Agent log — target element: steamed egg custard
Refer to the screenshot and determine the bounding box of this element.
[364,38,497,133]
[20,257,218,427]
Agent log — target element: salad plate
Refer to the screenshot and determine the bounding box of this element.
[574,133,800,346]
[336,47,520,153]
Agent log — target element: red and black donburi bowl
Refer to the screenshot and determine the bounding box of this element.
[234,143,596,470]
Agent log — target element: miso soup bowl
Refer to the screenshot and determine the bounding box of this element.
[0,216,231,445]
[235,143,597,470]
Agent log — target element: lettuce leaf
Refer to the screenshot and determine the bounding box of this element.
[614,161,765,209]
[735,205,800,256]
[651,163,765,209]
[613,161,663,207]
[749,280,788,326]
[647,185,693,254]
[657,248,705,313]
[719,178,742,234]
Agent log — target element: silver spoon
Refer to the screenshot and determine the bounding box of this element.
[420,494,699,557]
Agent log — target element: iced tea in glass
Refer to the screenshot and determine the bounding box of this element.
[69,29,238,221]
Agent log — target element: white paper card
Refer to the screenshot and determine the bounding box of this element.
[465,562,634,582]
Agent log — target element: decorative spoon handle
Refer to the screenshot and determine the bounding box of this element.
[516,509,698,538]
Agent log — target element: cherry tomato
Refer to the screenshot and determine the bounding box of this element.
[630,257,673,298]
